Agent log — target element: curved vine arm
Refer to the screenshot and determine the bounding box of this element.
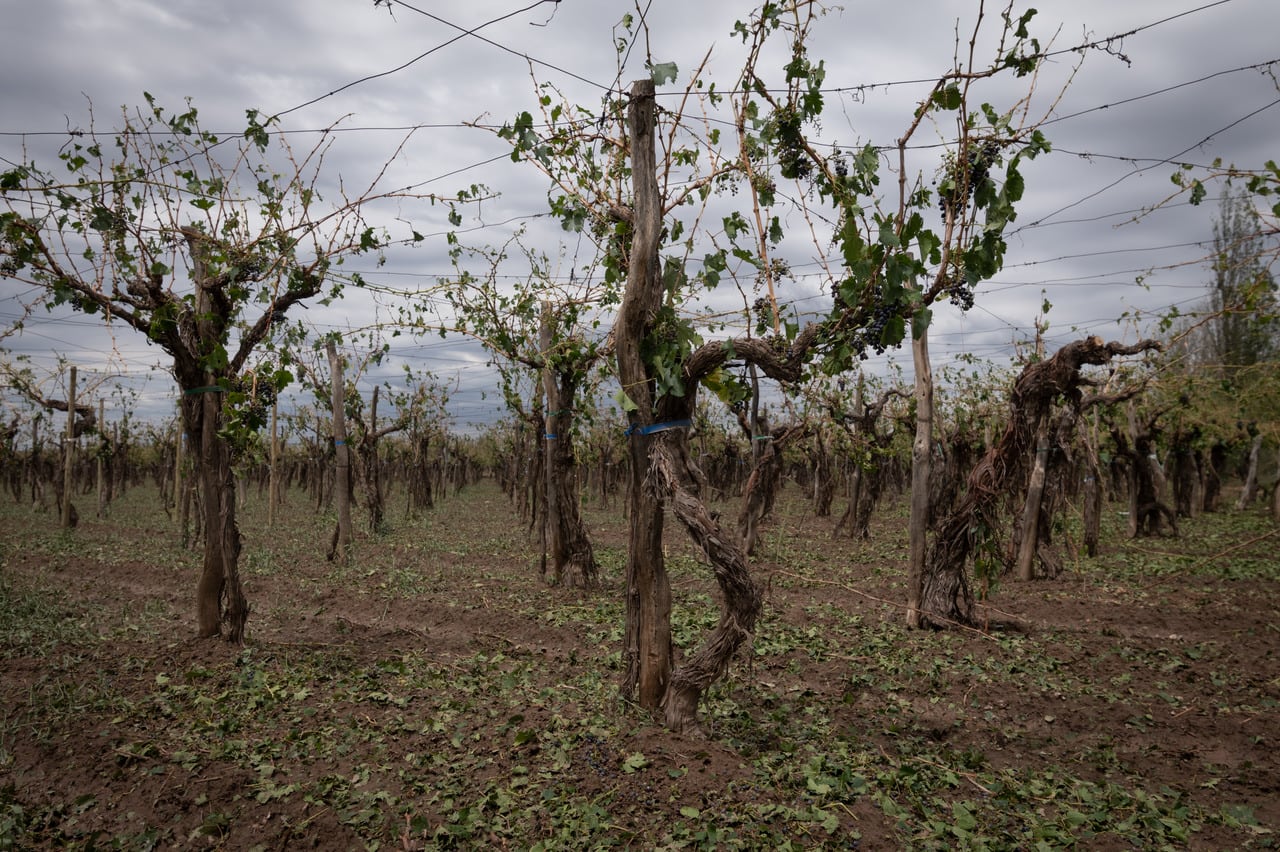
[683,322,820,387]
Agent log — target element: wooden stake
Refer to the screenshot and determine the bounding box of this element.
[61,366,76,528]
[326,340,352,560]
[96,397,106,518]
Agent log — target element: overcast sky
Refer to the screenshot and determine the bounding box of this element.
[2,0,1277,432]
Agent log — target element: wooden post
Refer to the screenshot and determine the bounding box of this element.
[1082,411,1103,558]
[905,329,932,627]
[61,366,76,528]
[112,421,122,498]
[616,79,673,710]
[30,416,40,507]
[314,416,324,509]
[173,416,183,518]
[1236,433,1263,510]
[268,396,280,528]
[177,420,192,547]
[843,381,866,537]
[326,340,352,560]
[1125,402,1140,538]
[541,300,563,583]
[366,384,385,532]
[749,364,763,465]
[96,397,106,518]
[1015,423,1050,580]
[1272,454,1280,524]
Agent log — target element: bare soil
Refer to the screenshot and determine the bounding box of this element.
[1,479,1277,849]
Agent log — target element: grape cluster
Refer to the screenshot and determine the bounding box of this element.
[968,140,999,191]
[773,106,812,181]
[752,296,775,334]
[832,147,849,178]
[949,280,976,312]
[938,139,1001,216]
[655,318,681,344]
[861,303,896,355]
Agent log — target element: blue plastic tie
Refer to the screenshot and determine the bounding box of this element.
[625,419,692,437]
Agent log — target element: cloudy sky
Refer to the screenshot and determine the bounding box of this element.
[2,0,1277,431]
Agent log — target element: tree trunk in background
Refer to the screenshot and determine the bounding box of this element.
[61,366,77,529]
[1190,449,1206,515]
[355,385,389,534]
[1203,443,1226,512]
[29,418,42,509]
[1122,425,1140,538]
[542,386,563,585]
[1272,454,1280,523]
[1173,450,1195,518]
[812,429,835,517]
[921,338,1162,627]
[832,381,898,541]
[1236,433,1263,510]
[1122,403,1177,536]
[96,397,106,518]
[312,418,326,512]
[327,340,353,561]
[268,398,280,528]
[1081,423,1103,558]
[1082,466,1102,557]
[2,422,21,503]
[409,425,435,516]
[737,423,803,555]
[175,423,193,548]
[543,382,599,587]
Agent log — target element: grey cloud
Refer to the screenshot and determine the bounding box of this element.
[3,0,1277,426]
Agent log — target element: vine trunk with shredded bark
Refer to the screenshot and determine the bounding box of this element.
[918,336,1161,629]
[647,330,817,734]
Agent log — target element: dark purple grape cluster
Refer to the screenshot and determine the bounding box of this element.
[861,303,896,355]
[969,140,999,192]
[832,147,848,178]
[753,295,776,334]
[949,280,976,311]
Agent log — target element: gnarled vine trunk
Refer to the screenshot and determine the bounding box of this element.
[181,379,248,642]
[918,337,1161,629]
[175,227,260,643]
[737,421,805,555]
[615,79,817,731]
[651,420,761,734]
[541,306,599,589]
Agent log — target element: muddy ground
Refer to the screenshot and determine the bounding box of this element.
[1,479,1277,849]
